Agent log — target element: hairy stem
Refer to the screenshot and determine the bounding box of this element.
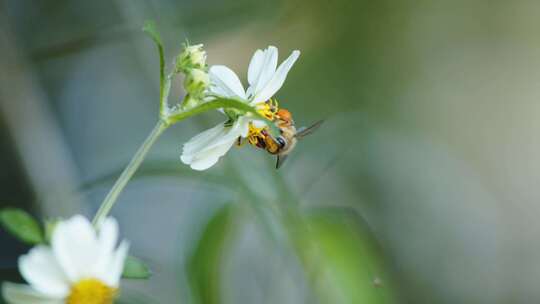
[92,120,168,227]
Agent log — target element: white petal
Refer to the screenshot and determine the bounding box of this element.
[209,65,246,99]
[181,116,251,170]
[252,50,300,104]
[248,46,278,96]
[93,217,119,279]
[190,118,250,170]
[182,123,226,157]
[100,241,129,287]
[237,116,251,138]
[51,215,99,282]
[98,217,118,254]
[2,283,62,304]
[190,138,237,171]
[18,246,69,297]
[247,49,264,86]
[181,123,228,164]
[198,117,248,154]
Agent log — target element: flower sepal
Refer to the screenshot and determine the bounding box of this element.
[122,256,152,279]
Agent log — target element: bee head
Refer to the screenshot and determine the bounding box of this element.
[277,108,294,126]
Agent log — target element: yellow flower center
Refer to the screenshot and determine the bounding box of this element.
[247,123,266,146]
[255,98,279,121]
[242,99,279,147]
[66,279,116,304]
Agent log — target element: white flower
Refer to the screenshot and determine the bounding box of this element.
[2,215,129,304]
[181,46,300,170]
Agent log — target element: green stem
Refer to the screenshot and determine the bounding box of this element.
[92,120,168,227]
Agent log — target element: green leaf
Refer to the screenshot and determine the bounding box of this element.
[142,20,168,113]
[167,98,280,136]
[187,203,239,304]
[0,208,44,245]
[296,208,398,304]
[122,256,152,279]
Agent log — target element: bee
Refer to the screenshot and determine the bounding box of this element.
[252,108,323,169]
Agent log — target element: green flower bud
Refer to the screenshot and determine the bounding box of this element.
[184,68,209,97]
[181,94,199,110]
[176,44,207,72]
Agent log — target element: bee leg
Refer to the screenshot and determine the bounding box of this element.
[276,154,289,169]
[256,135,267,149]
[236,137,245,147]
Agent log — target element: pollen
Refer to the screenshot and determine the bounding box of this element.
[256,98,279,121]
[66,279,116,304]
[247,123,266,146]
[241,99,280,149]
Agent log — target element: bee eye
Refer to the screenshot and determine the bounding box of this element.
[277,136,287,148]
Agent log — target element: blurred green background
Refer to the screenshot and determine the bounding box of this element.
[2,0,540,303]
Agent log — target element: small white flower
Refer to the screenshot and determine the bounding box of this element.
[181,46,300,170]
[2,215,128,304]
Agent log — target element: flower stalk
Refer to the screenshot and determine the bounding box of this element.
[92,120,168,227]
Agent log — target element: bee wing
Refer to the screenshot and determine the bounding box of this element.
[276,154,289,169]
[295,120,324,139]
